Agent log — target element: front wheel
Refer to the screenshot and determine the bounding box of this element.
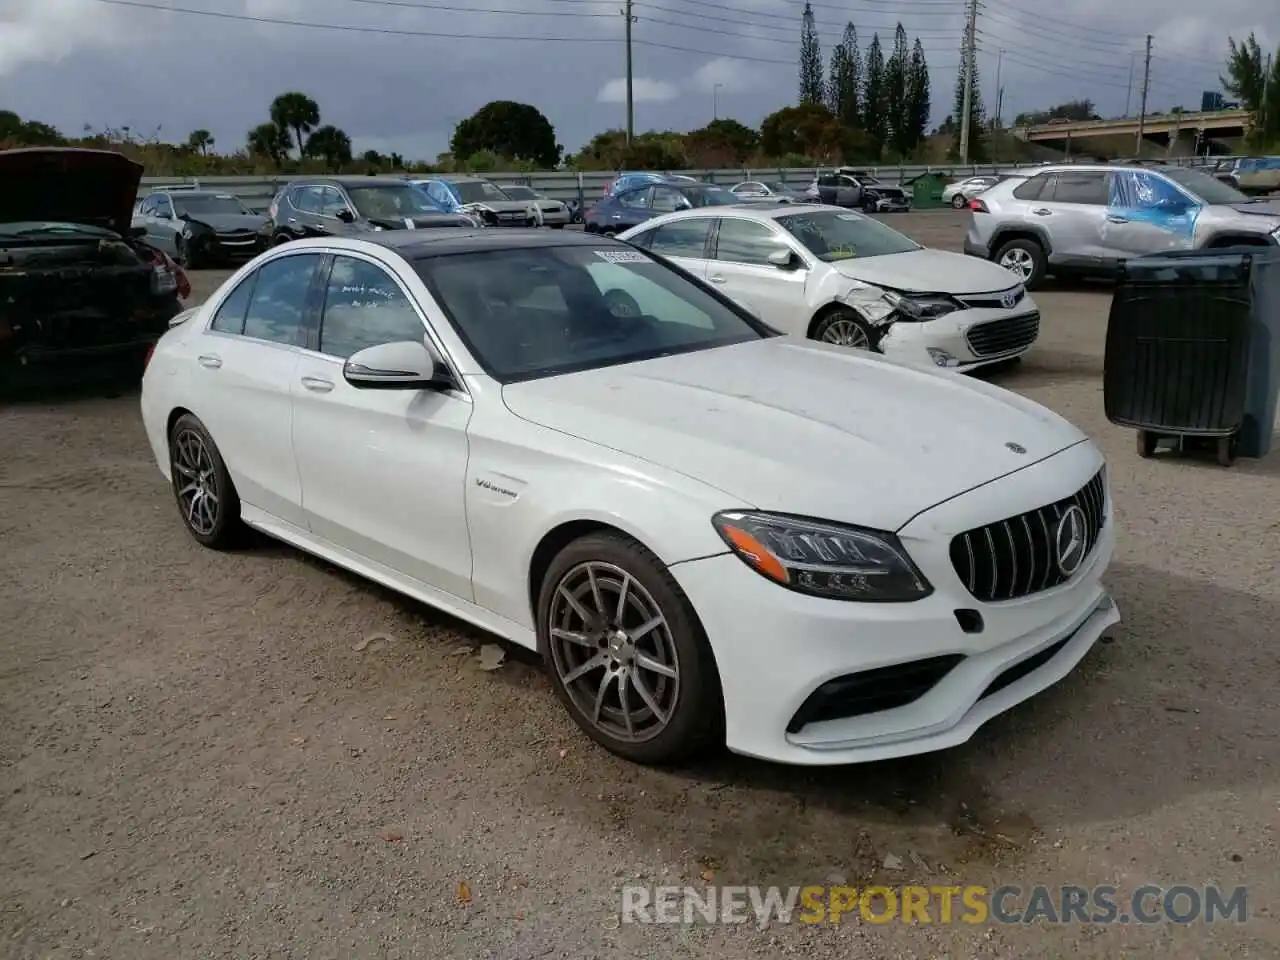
[538,533,722,765]
[812,308,877,351]
[168,413,242,549]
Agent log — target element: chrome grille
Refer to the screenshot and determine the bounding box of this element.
[958,287,1025,310]
[965,312,1040,357]
[950,468,1107,602]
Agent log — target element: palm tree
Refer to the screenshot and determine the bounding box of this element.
[246,122,289,166]
[269,92,320,159]
[186,129,214,156]
[304,125,353,170]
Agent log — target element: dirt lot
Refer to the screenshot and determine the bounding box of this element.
[2,212,1278,959]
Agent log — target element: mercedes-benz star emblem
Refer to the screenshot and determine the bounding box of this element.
[1054,505,1089,577]
[1005,441,1027,454]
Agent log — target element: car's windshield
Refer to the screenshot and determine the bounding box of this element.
[414,245,771,382]
[173,195,252,217]
[502,185,536,200]
[347,184,442,218]
[454,180,509,203]
[685,186,737,206]
[1161,167,1249,204]
[766,183,792,193]
[775,210,920,261]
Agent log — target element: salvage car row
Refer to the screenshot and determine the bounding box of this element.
[7,145,1116,770]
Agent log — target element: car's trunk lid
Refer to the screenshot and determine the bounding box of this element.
[0,147,143,236]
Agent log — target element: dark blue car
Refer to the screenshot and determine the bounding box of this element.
[584,180,740,235]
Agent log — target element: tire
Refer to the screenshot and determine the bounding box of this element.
[811,308,878,351]
[601,228,618,238]
[993,237,1048,289]
[536,532,722,765]
[551,223,566,229]
[1136,430,1157,458]
[168,413,242,549]
[951,193,967,209]
[174,235,200,269]
[861,197,877,213]
[272,232,292,247]
[1216,435,1237,467]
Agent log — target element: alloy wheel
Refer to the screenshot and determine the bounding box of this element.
[821,317,871,349]
[999,248,1035,280]
[547,561,681,743]
[171,428,220,536]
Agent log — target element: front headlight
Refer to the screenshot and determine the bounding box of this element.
[881,290,959,321]
[180,224,193,239]
[258,221,272,235]
[711,511,932,602]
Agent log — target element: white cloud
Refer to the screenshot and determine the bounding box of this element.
[0,0,129,76]
[688,57,761,93]
[596,77,679,104]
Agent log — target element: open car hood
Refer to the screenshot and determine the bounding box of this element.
[0,147,143,237]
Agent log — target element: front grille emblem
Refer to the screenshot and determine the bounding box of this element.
[1055,505,1089,576]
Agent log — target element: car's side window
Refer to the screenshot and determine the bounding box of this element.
[714,218,788,266]
[242,254,321,347]
[647,219,713,258]
[209,272,258,335]
[1108,170,1193,210]
[1047,171,1109,205]
[1011,174,1050,201]
[319,187,348,217]
[152,196,174,218]
[616,188,652,210]
[318,256,425,359]
[650,187,690,214]
[292,186,322,214]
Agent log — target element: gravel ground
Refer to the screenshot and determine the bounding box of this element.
[2,212,1277,959]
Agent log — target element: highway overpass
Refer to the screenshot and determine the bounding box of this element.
[1012,109,1251,155]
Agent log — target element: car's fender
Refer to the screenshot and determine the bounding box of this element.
[989,221,1055,255]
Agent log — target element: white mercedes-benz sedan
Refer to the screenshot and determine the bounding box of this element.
[618,204,1039,372]
[140,229,1119,767]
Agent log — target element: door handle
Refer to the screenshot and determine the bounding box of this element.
[300,376,334,393]
[1031,208,1052,216]
[708,275,727,284]
[1106,215,1129,223]
[197,353,221,369]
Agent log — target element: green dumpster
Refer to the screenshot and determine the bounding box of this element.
[909,172,946,210]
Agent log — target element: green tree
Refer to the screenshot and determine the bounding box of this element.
[905,39,932,154]
[826,23,861,129]
[862,34,888,148]
[950,37,987,161]
[684,118,760,166]
[451,100,560,169]
[246,122,289,165]
[799,2,824,106]
[304,125,353,169]
[885,23,910,156]
[269,92,320,159]
[1013,100,1099,125]
[1222,33,1280,146]
[761,102,846,161]
[186,129,214,156]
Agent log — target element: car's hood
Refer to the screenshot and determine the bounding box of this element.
[500,337,1085,530]
[461,199,532,214]
[0,147,142,236]
[186,213,268,231]
[366,213,473,229]
[864,182,907,194]
[1225,199,1280,221]
[832,248,1022,294]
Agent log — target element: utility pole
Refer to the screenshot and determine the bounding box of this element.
[958,0,978,163]
[1124,52,1135,117]
[622,0,635,145]
[1134,34,1152,157]
[713,83,723,121]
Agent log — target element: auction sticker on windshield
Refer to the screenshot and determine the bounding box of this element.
[595,250,649,263]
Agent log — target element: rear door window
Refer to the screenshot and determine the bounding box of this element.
[210,273,258,335]
[1046,171,1109,205]
[647,219,713,258]
[1011,174,1050,201]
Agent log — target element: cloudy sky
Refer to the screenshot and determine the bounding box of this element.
[2,0,1275,161]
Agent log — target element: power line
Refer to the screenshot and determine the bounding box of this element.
[635,3,964,41]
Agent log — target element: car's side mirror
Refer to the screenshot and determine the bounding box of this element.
[343,340,449,390]
[336,208,356,223]
[768,248,800,270]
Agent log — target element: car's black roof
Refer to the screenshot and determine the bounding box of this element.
[291,176,419,188]
[361,228,626,258]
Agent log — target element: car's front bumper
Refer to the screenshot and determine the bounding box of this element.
[964,234,991,259]
[670,441,1117,765]
[871,195,912,212]
[877,297,1040,371]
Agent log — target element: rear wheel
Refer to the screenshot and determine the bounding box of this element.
[994,238,1048,289]
[537,532,722,765]
[951,193,968,209]
[168,413,242,549]
[272,233,291,247]
[1136,430,1157,458]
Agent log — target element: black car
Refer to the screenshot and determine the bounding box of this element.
[0,147,184,388]
[268,177,477,244]
[133,188,272,267]
[807,171,911,212]
[583,180,744,235]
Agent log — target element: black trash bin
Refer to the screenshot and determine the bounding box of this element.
[1103,247,1280,465]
